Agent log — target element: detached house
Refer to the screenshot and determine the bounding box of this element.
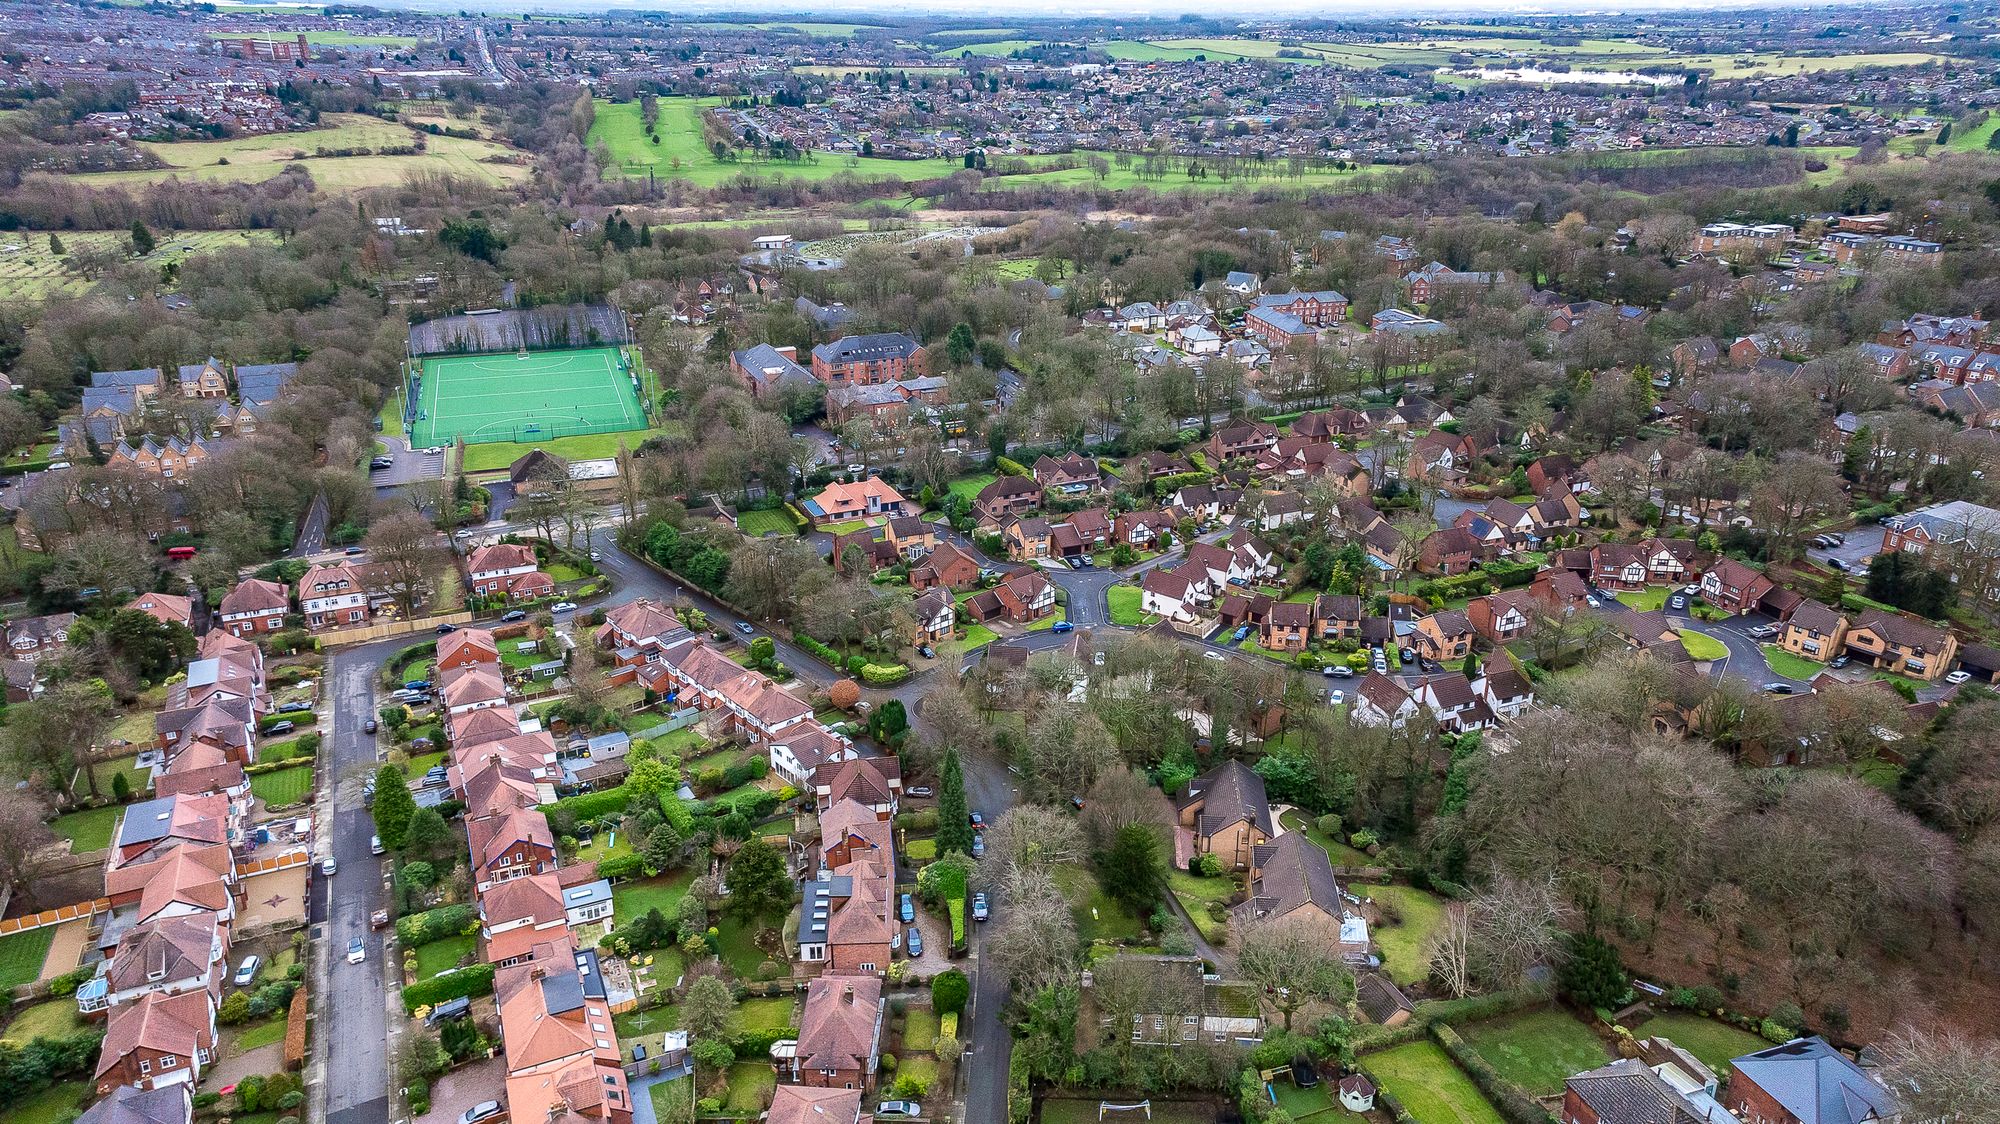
[8,612,75,661]
[468,544,553,601]
[788,975,885,1090]
[973,476,1043,525]
[1207,423,1280,465]
[1033,453,1102,495]
[1842,609,1958,681]
[297,563,368,630]
[1699,559,1775,617]
[93,989,217,1096]
[1176,761,1271,871]
[1234,832,1368,961]
[216,579,287,636]
[1724,1037,1899,1124]
[803,477,911,528]
[1778,600,1847,662]
[1411,611,1475,662]
[910,542,981,591]
[962,568,1056,625]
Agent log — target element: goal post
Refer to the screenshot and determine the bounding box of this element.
[1098,1103,1150,1122]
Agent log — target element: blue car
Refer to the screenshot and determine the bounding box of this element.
[899,893,914,923]
[906,927,924,958]
[1233,625,1251,642]
[404,679,431,691]
[1051,621,1074,633]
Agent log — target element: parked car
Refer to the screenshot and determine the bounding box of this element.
[1398,646,1417,664]
[1747,625,1778,639]
[278,701,312,714]
[551,601,578,614]
[1232,625,1251,642]
[1825,532,1845,546]
[1828,558,1847,572]
[1203,650,1226,662]
[320,857,338,876]
[1327,690,1345,706]
[1669,594,1687,611]
[1051,620,1074,633]
[265,721,295,736]
[877,1102,922,1118]
[971,833,986,859]
[435,623,457,634]
[968,811,985,830]
[364,719,378,735]
[907,786,934,799]
[424,446,446,456]
[1324,664,1353,678]
[735,621,755,635]
[1947,670,1973,685]
[368,457,392,470]
[370,834,384,856]
[233,955,261,987]
[1764,682,1796,695]
[900,894,914,923]
[459,1102,503,1124]
[403,679,432,690]
[971,893,989,922]
[500,610,527,623]
[905,929,923,959]
[346,938,365,964]
[1830,656,1851,670]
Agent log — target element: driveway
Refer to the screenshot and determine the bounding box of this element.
[1804,526,1883,575]
[371,437,447,489]
[416,1056,507,1124]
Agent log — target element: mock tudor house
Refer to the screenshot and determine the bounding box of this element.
[1699,559,1776,617]
[1032,453,1102,495]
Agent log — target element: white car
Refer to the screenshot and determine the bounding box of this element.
[1946,670,1972,685]
[346,938,366,964]
[1202,650,1226,662]
[233,955,261,987]
[424,446,445,455]
[1327,689,1345,706]
[551,601,578,614]
[320,857,338,877]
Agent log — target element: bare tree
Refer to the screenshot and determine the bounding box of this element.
[364,510,450,616]
[986,867,1080,996]
[1465,874,1571,991]
[1235,915,1354,1030]
[1750,452,1845,562]
[1879,1026,2000,1121]
[0,788,56,901]
[982,805,1086,890]
[1426,902,1475,999]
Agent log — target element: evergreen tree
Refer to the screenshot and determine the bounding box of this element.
[371,764,417,851]
[936,747,974,856]
[1098,823,1167,916]
[405,807,455,869]
[48,234,63,256]
[1560,933,1629,1009]
[724,837,789,920]
[129,220,155,257]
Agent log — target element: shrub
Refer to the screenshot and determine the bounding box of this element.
[1315,814,1342,838]
[932,969,970,1016]
[1760,1017,1797,1043]
[896,809,939,832]
[219,990,253,1025]
[406,1085,431,1117]
[401,963,497,1013]
[597,854,644,881]
[396,904,478,946]
[861,663,910,685]
[995,455,1028,476]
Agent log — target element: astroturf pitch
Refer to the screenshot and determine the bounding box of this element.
[412,346,645,447]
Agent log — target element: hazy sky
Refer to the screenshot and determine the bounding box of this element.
[461,0,1860,14]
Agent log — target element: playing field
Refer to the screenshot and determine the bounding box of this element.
[412,347,646,447]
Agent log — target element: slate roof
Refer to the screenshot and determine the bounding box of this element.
[1729,1037,1899,1124]
[1179,759,1272,837]
[1566,1058,1711,1124]
[1241,831,1343,924]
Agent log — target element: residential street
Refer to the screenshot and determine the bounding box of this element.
[311,634,407,1124]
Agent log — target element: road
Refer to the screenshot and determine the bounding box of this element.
[311,635,409,1124]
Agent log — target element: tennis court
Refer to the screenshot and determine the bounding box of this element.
[411,346,646,447]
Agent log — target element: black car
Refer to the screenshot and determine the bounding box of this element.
[364,719,379,735]
[436,623,458,634]
[1764,682,1796,695]
[1291,1056,1319,1089]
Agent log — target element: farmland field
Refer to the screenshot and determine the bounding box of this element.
[0,229,281,302]
[590,97,955,186]
[207,29,420,47]
[66,112,528,190]
[749,22,886,36]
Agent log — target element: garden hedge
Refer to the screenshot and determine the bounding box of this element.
[1432,1024,1557,1124]
[540,786,636,823]
[861,663,910,685]
[396,904,477,947]
[402,963,496,1013]
[995,455,1028,477]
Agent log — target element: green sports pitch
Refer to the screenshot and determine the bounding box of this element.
[410,346,646,447]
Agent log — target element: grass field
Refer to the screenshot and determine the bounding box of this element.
[723,1061,777,1114]
[0,228,281,302]
[208,29,419,47]
[613,871,693,926]
[1761,644,1827,681]
[1679,630,1730,662]
[591,98,954,186]
[457,426,669,473]
[68,112,528,191]
[1107,584,1150,627]
[250,764,314,806]
[1458,1008,1613,1095]
[1635,1011,1767,1076]
[49,804,122,852]
[0,927,57,992]
[1615,588,1669,612]
[1054,866,1147,944]
[1367,1041,1506,1124]
[415,347,646,448]
[946,473,997,503]
[749,21,886,35]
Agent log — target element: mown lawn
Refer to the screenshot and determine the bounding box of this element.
[2,1080,90,1124]
[1458,1007,1612,1095]
[1365,1041,1506,1124]
[613,872,694,926]
[716,915,783,977]
[1353,884,1446,987]
[1615,588,1668,612]
[946,473,998,503]
[413,934,476,982]
[1107,584,1150,627]
[250,765,314,806]
[49,804,122,852]
[0,927,57,991]
[1761,644,1826,681]
[230,1015,290,1055]
[1679,630,1729,662]
[1638,1011,1768,1076]
[1276,809,1373,866]
[2,998,89,1044]
[737,509,799,537]
[1166,869,1235,944]
[904,1007,939,1051]
[723,1061,777,1113]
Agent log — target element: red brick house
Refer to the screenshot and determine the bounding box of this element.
[1699,558,1775,616]
[1259,601,1315,653]
[962,569,1055,624]
[1206,422,1280,465]
[809,334,927,387]
[93,989,217,1095]
[910,542,981,591]
[216,578,288,636]
[1417,527,1487,575]
[1722,1037,1899,1124]
[788,975,884,1090]
[972,476,1043,525]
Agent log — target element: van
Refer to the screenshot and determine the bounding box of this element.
[370,834,384,855]
[166,546,197,561]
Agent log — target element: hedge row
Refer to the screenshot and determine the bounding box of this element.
[1151,471,1208,497]
[1351,988,1544,1052]
[396,904,477,947]
[995,455,1029,477]
[1481,559,1540,588]
[598,854,644,881]
[794,634,843,668]
[402,962,496,1013]
[540,785,637,823]
[1432,1024,1558,1124]
[861,663,909,685]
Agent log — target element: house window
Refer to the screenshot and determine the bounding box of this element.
[139,1059,151,1074]
[160,1056,177,1069]
[859,962,876,973]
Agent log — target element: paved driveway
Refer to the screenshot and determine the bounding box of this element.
[417,1056,507,1124]
[1804,526,1883,574]
[371,437,447,489]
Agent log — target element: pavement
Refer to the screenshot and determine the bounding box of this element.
[371,437,448,489]
[1804,526,1883,575]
